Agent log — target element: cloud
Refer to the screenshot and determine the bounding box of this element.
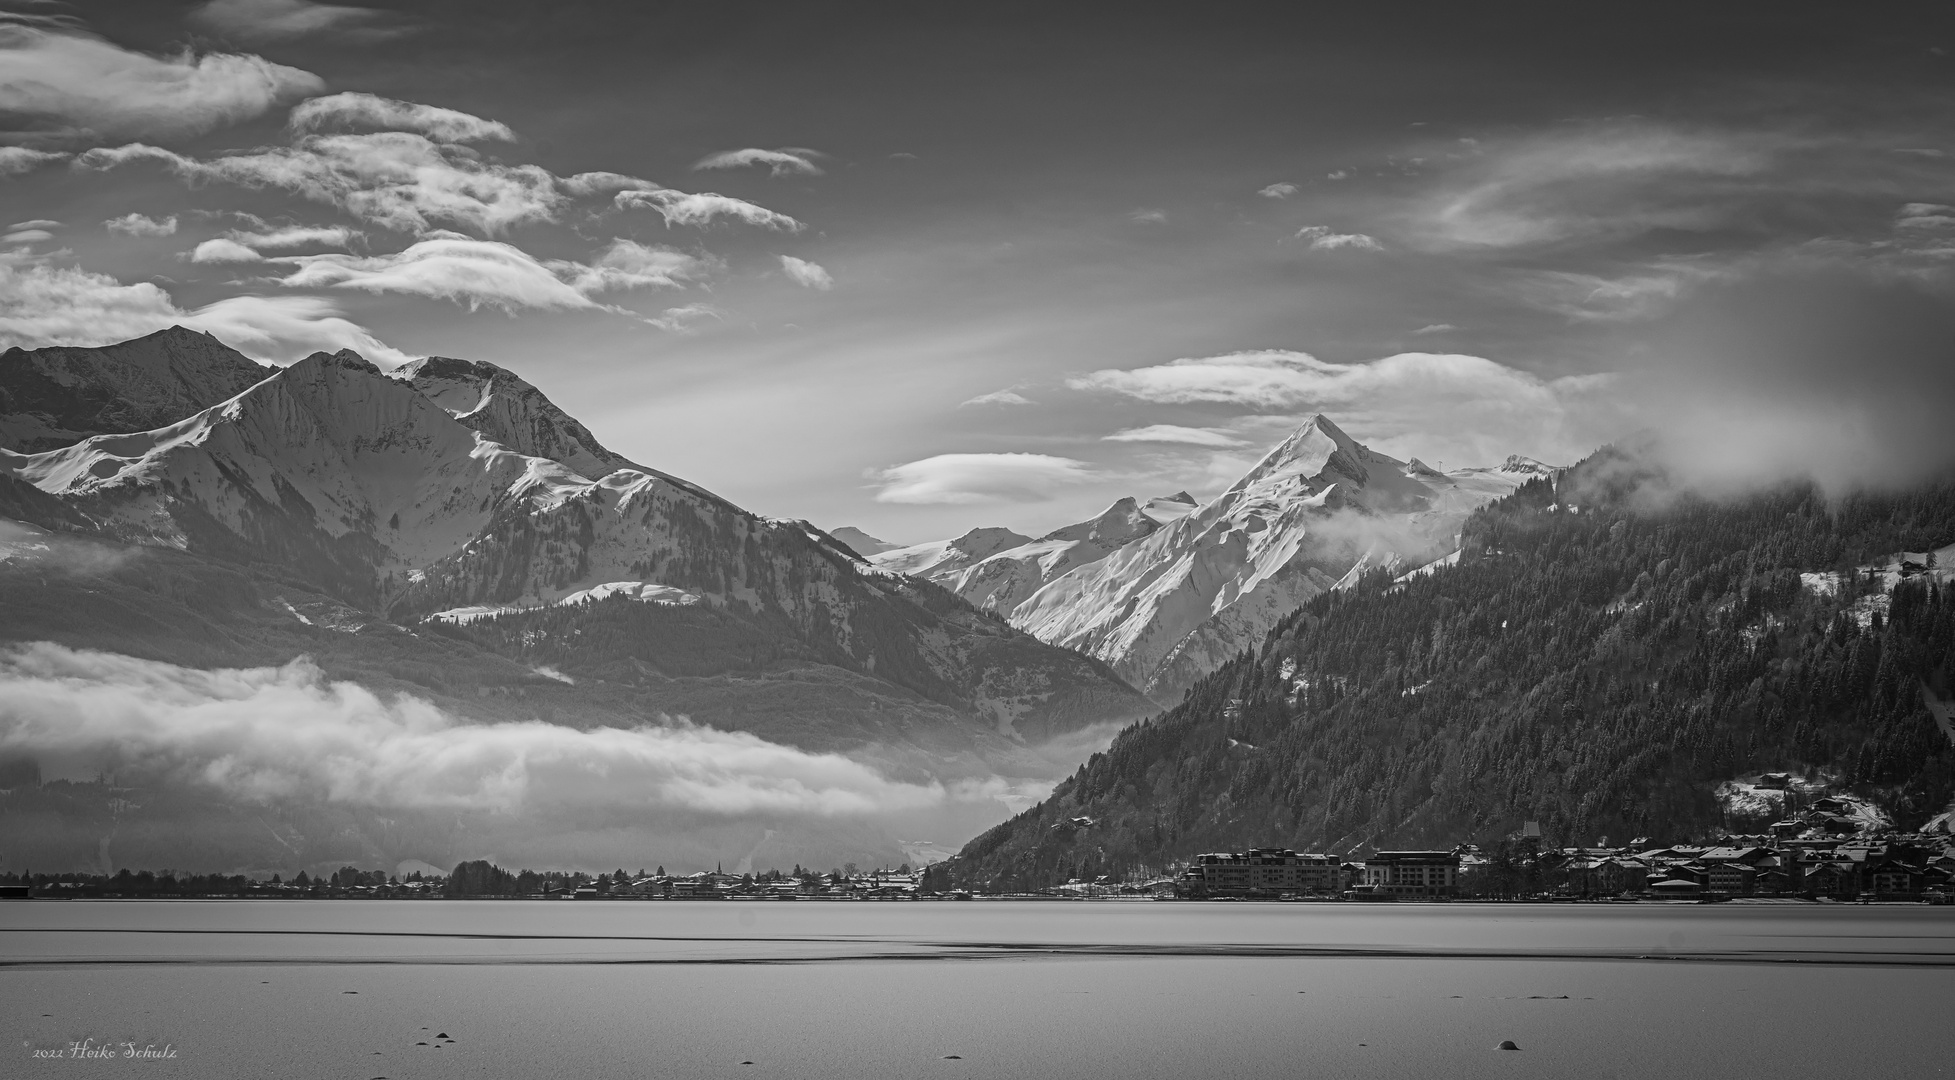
[2,229,50,244]
[1102,424,1245,447]
[1416,125,1774,249]
[1327,170,1349,180]
[959,388,1032,407]
[190,0,412,44]
[779,254,833,289]
[1258,182,1298,199]
[1411,323,1456,335]
[79,113,802,241]
[0,258,186,347]
[555,171,653,197]
[1519,265,1712,322]
[9,219,60,230]
[0,643,962,820]
[1129,209,1168,224]
[1896,202,1955,230]
[227,224,358,250]
[82,136,566,236]
[0,22,322,144]
[615,188,803,231]
[194,224,358,263]
[0,257,406,365]
[1074,348,1550,409]
[268,236,700,312]
[1070,349,1620,466]
[190,237,264,263]
[558,239,710,294]
[871,453,1096,505]
[1294,225,1384,251]
[648,302,722,334]
[182,294,412,366]
[0,147,68,175]
[693,148,824,177]
[1621,268,1955,495]
[105,213,178,236]
[289,92,513,143]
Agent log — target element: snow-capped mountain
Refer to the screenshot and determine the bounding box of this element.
[396,355,654,483]
[869,494,1199,605]
[1142,490,1200,523]
[0,326,270,453]
[874,526,1035,579]
[877,493,1197,620]
[0,333,1154,748]
[886,416,1550,701]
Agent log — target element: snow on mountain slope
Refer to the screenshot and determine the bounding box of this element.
[0,349,555,585]
[940,497,1167,616]
[872,527,1033,578]
[0,349,774,610]
[395,356,653,483]
[1142,491,1199,524]
[429,580,703,624]
[0,326,271,453]
[0,347,838,610]
[1,336,1155,744]
[875,491,1203,621]
[1007,415,1546,701]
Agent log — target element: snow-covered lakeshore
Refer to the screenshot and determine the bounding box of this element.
[6,901,1953,1078]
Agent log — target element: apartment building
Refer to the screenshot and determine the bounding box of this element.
[1183,849,1341,896]
[1361,851,1460,897]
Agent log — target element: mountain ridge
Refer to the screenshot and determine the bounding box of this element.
[0,326,271,453]
[0,332,1159,872]
[878,414,1545,703]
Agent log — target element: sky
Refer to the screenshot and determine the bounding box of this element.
[7,3,1955,544]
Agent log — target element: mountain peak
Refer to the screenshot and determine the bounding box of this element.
[826,526,901,556]
[1140,491,1200,525]
[146,325,221,345]
[1497,454,1560,476]
[1230,412,1369,494]
[395,354,657,482]
[1301,413,1354,443]
[0,328,271,452]
[290,348,383,377]
[1039,497,1158,546]
[955,525,1032,550]
[868,525,1033,579]
[396,355,496,383]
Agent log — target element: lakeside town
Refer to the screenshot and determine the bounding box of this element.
[7,797,1952,904]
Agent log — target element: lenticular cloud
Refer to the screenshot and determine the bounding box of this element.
[0,642,952,819]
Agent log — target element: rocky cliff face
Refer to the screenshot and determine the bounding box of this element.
[0,326,270,453]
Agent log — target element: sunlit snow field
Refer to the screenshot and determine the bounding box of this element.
[5,900,1953,1079]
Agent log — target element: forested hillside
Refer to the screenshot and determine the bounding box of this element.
[939,449,1955,891]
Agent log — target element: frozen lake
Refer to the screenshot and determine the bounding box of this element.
[5,900,1953,1078]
